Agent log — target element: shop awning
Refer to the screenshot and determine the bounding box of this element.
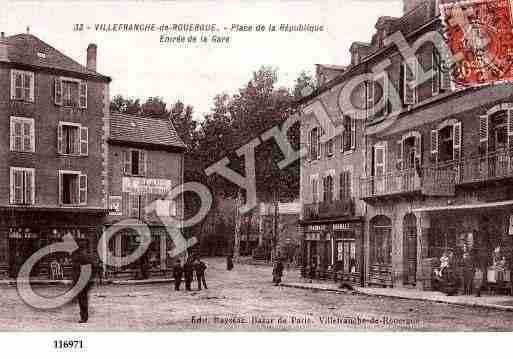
[412,200,513,213]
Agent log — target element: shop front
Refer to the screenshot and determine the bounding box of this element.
[415,201,513,295]
[0,207,106,279]
[301,218,364,286]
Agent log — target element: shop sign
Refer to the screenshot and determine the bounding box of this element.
[109,196,122,216]
[333,223,352,231]
[122,177,172,195]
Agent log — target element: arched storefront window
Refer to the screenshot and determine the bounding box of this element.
[370,215,392,265]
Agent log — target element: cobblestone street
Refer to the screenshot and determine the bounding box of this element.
[2,258,513,331]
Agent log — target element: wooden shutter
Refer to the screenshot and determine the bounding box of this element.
[23,72,34,102]
[432,51,440,96]
[440,56,452,90]
[479,115,489,153]
[79,174,87,205]
[54,78,62,105]
[351,118,356,150]
[79,81,87,108]
[403,60,415,105]
[366,80,375,119]
[508,109,513,153]
[10,70,16,100]
[124,150,132,175]
[25,170,34,204]
[23,121,31,152]
[139,150,147,176]
[453,122,462,161]
[317,129,321,160]
[11,120,22,151]
[80,126,89,156]
[396,139,404,171]
[415,134,422,164]
[58,172,62,205]
[346,172,352,199]
[431,129,439,162]
[14,169,23,204]
[57,123,63,154]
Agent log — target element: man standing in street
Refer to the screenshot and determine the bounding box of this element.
[172,259,183,291]
[71,243,95,324]
[194,258,208,290]
[183,257,194,291]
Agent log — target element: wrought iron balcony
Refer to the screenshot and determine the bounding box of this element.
[303,199,355,221]
[360,168,422,200]
[360,151,513,200]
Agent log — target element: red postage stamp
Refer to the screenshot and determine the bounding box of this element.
[440,0,513,89]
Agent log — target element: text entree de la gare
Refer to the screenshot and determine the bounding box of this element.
[94,23,324,32]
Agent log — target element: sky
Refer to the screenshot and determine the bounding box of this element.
[2,0,402,121]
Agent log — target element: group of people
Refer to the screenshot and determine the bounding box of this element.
[172,257,208,291]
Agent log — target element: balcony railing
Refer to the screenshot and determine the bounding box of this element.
[360,151,513,200]
[360,168,421,199]
[303,198,355,221]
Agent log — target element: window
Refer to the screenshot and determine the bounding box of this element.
[341,116,356,152]
[10,167,35,205]
[432,121,462,163]
[311,178,319,204]
[54,77,87,108]
[490,111,508,152]
[371,216,392,265]
[339,171,352,200]
[10,116,34,152]
[309,128,320,160]
[10,69,34,102]
[402,58,418,105]
[124,149,147,176]
[323,175,334,202]
[325,138,334,157]
[59,171,87,205]
[57,122,88,155]
[336,239,357,273]
[432,51,452,95]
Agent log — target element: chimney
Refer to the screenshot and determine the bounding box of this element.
[86,43,97,72]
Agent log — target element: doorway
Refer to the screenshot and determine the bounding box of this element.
[403,214,417,286]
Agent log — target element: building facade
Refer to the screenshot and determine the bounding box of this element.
[106,112,186,278]
[0,32,110,278]
[299,0,513,292]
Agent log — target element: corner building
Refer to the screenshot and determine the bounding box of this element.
[0,32,110,277]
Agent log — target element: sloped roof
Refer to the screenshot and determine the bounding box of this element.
[109,112,187,151]
[3,33,110,80]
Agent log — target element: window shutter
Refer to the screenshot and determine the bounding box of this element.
[23,122,31,152]
[415,134,422,164]
[453,122,462,161]
[57,123,63,154]
[403,61,415,105]
[9,120,14,151]
[308,130,312,160]
[508,109,513,153]
[479,115,488,153]
[366,80,375,119]
[54,78,62,105]
[79,81,87,108]
[23,73,33,102]
[139,150,147,176]
[124,150,132,175]
[396,139,403,171]
[14,170,23,204]
[29,120,35,152]
[432,51,440,96]
[10,70,16,100]
[9,169,14,203]
[430,129,439,162]
[58,172,62,205]
[29,73,35,102]
[25,170,34,204]
[440,57,452,90]
[79,174,87,205]
[80,127,89,156]
[317,129,321,160]
[351,118,356,150]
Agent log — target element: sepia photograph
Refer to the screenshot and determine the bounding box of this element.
[2,1,513,351]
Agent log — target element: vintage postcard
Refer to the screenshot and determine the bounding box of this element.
[2,1,513,347]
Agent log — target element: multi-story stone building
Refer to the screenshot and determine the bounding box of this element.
[0,32,111,278]
[299,0,513,292]
[105,112,186,278]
